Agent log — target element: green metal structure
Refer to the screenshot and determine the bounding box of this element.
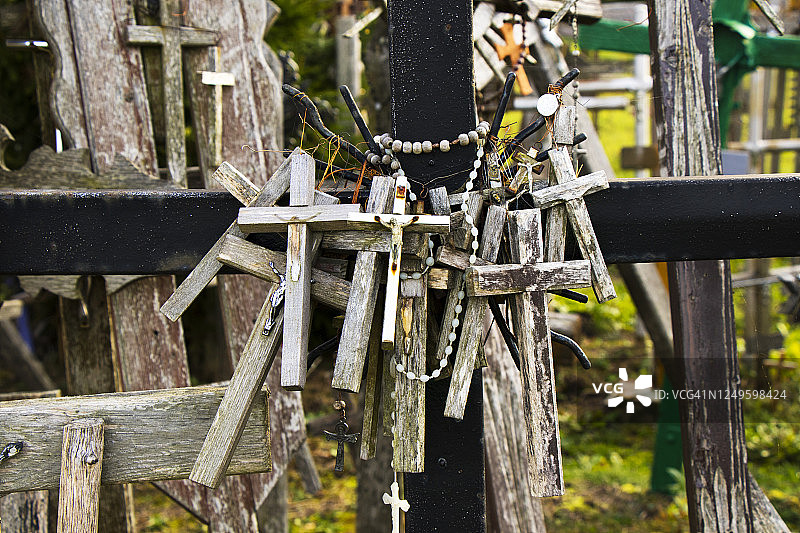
[578,0,800,144]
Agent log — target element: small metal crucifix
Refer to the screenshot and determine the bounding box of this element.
[324,420,359,473]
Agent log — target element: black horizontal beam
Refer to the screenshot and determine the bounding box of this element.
[1,174,798,275]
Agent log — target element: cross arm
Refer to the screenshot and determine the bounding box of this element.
[126,25,218,47]
[346,212,451,233]
[531,171,608,209]
[465,260,591,297]
[238,204,363,232]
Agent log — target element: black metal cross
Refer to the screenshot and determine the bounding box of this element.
[324,420,359,472]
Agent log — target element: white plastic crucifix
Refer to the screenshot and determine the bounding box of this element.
[382,480,410,533]
[346,175,450,349]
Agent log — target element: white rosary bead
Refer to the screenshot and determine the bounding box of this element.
[470,226,479,237]
[454,304,462,314]
[399,272,408,280]
[396,363,404,372]
[451,318,459,328]
[382,154,392,165]
[458,133,469,145]
[412,142,422,154]
[411,272,421,280]
[476,147,484,158]
[392,139,403,152]
[469,255,477,264]
[374,135,382,145]
[422,140,433,152]
[469,170,477,180]
[448,332,457,342]
[440,139,450,152]
[465,181,473,191]
[472,240,480,250]
[476,125,488,138]
[461,202,468,212]
[431,369,441,378]
[402,141,412,153]
[408,191,416,201]
[425,256,435,266]
[369,154,380,165]
[381,135,393,148]
[440,358,448,368]
[468,130,479,143]
[479,120,490,131]
[391,160,401,170]
[473,159,481,169]
[465,214,473,224]
[457,290,465,299]
[420,375,430,383]
[406,371,415,380]
[444,345,453,355]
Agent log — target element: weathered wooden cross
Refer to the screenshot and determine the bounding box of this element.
[466,208,591,496]
[540,146,616,301]
[237,158,361,390]
[199,47,235,166]
[126,0,219,187]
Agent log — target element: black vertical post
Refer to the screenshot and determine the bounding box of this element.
[388,1,486,531]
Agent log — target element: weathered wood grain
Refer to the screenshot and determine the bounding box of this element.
[507,210,564,497]
[427,268,451,290]
[0,390,59,533]
[333,176,394,393]
[530,171,608,209]
[482,311,547,532]
[360,314,384,460]
[212,161,259,205]
[238,204,362,233]
[393,293,426,473]
[435,245,491,270]
[190,296,280,488]
[217,235,350,312]
[553,105,576,145]
[548,147,616,302]
[465,260,591,296]
[160,150,295,322]
[281,153,316,391]
[321,231,427,255]
[444,205,506,420]
[0,385,270,495]
[57,418,104,533]
[54,422,102,531]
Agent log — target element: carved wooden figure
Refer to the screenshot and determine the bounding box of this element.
[542,146,616,302]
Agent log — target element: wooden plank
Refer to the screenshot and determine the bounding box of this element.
[217,235,350,311]
[282,153,316,391]
[530,171,608,209]
[333,176,394,393]
[482,310,547,533]
[465,260,591,296]
[444,205,506,420]
[553,105,576,145]
[0,389,59,533]
[0,385,271,494]
[57,418,104,533]
[393,293,426,473]
[435,245,490,270]
[160,150,295,322]
[212,161,259,205]
[321,231,427,255]
[360,314,384,460]
[548,147,616,302]
[238,204,362,233]
[190,297,281,488]
[507,210,564,497]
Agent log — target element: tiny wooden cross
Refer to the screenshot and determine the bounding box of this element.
[467,209,591,496]
[126,0,219,187]
[237,158,361,390]
[539,146,616,302]
[324,420,359,472]
[199,47,235,166]
[346,175,450,349]
[382,480,410,533]
[493,21,533,96]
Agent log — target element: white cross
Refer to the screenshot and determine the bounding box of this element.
[382,480,410,533]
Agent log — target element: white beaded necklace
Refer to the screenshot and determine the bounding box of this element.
[382,137,484,383]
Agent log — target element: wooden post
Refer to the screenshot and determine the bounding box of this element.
[57,418,104,533]
[444,205,506,420]
[648,0,753,529]
[333,176,394,392]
